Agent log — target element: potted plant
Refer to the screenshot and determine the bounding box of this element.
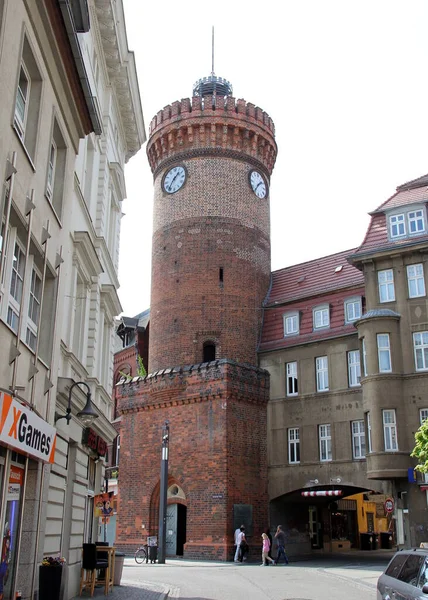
[39,555,66,600]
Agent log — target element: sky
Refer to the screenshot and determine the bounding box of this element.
[118,0,428,317]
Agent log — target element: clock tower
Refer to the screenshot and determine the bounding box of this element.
[116,74,277,559]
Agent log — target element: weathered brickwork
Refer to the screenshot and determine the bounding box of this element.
[116,90,276,560]
[115,361,269,559]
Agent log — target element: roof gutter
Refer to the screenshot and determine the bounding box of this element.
[58,0,102,135]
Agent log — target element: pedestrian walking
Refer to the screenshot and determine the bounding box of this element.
[263,527,273,565]
[237,526,249,562]
[274,525,289,565]
[260,532,275,566]
[234,524,244,562]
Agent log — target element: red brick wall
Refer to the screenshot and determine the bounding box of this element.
[115,361,269,560]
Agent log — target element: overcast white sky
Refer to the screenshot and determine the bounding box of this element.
[118,0,428,317]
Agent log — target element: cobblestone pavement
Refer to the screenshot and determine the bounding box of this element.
[72,579,168,600]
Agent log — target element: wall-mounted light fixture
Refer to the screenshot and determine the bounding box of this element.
[55,381,99,425]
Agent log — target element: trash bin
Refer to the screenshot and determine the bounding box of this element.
[371,533,379,550]
[148,545,158,563]
[114,552,125,585]
[380,532,393,549]
[360,533,373,550]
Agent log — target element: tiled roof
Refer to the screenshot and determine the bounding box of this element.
[266,249,364,305]
[352,175,428,259]
[356,308,401,324]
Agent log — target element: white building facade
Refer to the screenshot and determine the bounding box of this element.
[0,1,144,598]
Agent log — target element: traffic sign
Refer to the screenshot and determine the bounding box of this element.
[385,497,395,513]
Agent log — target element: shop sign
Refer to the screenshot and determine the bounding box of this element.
[0,393,56,463]
[82,427,107,456]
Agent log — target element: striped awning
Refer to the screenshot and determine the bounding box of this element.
[301,490,343,497]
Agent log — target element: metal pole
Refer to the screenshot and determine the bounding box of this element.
[158,421,169,564]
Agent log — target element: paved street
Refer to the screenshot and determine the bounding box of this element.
[74,553,391,599]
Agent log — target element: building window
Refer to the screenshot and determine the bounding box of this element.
[286,361,298,396]
[378,269,395,303]
[352,420,366,459]
[319,424,332,462]
[407,264,426,298]
[344,297,362,323]
[408,209,425,234]
[46,140,56,201]
[413,331,428,371]
[313,305,329,329]
[14,63,30,139]
[7,241,25,333]
[366,412,372,453]
[420,409,428,425]
[26,267,42,351]
[389,214,406,238]
[203,341,216,362]
[348,350,361,387]
[316,356,329,392]
[13,37,42,159]
[288,428,300,464]
[283,312,299,336]
[383,409,398,451]
[362,338,368,377]
[46,119,67,218]
[377,333,391,372]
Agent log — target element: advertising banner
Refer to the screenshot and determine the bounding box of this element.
[0,392,57,463]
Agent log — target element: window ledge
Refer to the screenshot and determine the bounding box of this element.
[12,125,36,172]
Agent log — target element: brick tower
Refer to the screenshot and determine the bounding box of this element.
[116,74,277,559]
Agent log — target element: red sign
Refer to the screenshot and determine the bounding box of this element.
[82,428,107,457]
[385,497,395,513]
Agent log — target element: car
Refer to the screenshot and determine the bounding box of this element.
[377,548,428,599]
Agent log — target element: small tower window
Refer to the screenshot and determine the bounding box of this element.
[219,267,224,283]
[203,342,216,362]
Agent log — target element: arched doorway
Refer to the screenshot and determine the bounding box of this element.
[150,479,187,556]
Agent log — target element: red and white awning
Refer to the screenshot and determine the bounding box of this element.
[301,490,343,497]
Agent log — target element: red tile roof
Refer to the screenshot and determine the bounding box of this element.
[266,249,364,305]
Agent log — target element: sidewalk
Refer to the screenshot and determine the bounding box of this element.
[71,579,168,600]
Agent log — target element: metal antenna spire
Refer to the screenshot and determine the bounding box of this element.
[211,26,215,75]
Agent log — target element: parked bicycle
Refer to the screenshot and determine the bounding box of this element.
[134,544,147,564]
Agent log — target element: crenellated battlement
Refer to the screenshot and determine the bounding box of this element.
[147,96,277,176]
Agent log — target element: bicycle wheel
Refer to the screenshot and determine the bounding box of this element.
[135,547,147,564]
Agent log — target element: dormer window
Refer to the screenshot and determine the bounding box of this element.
[313,305,329,330]
[344,297,362,323]
[283,311,299,337]
[408,209,425,234]
[390,214,405,238]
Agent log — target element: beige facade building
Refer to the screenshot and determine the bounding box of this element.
[0,1,144,599]
[260,174,428,554]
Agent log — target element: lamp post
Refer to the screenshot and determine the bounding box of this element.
[158,421,169,564]
[55,381,99,425]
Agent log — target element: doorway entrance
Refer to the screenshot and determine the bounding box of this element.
[166,503,187,556]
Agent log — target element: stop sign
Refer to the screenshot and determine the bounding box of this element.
[385,497,394,513]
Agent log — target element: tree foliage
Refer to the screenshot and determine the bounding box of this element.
[411,419,428,473]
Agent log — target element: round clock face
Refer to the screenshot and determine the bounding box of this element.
[249,170,267,198]
[163,166,186,194]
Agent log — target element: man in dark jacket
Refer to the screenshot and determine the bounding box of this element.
[274,525,289,565]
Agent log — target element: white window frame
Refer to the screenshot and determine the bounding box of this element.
[389,213,406,238]
[288,428,300,464]
[7,237,26,333]
[283,311,299,337]
[319,424,332,462]
[407,264,426,298]
[14,62,30,139]
[366,412,372,453]
[420,409,428,425]
[348,350,361,387]
[46,139,57,201]
[383,409,398,452]
[316,356,329,392]
[408,209,425,235]
[378,269,395,303]
[352,420,366,459]
[286,361,298,397]
[344,297,362,323]
[362,337,368,377]
[25,266,42,352]
[313,305,330,330]
[377,333,392,373]
[413,331,428,371]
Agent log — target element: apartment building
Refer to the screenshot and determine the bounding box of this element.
[0,1,144,598]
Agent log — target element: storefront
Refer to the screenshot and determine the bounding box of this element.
[0,392,56,599]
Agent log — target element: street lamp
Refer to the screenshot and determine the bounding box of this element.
[55,381,99,425]
[158,421,169,564]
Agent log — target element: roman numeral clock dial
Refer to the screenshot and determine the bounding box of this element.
[163,165,187,194]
